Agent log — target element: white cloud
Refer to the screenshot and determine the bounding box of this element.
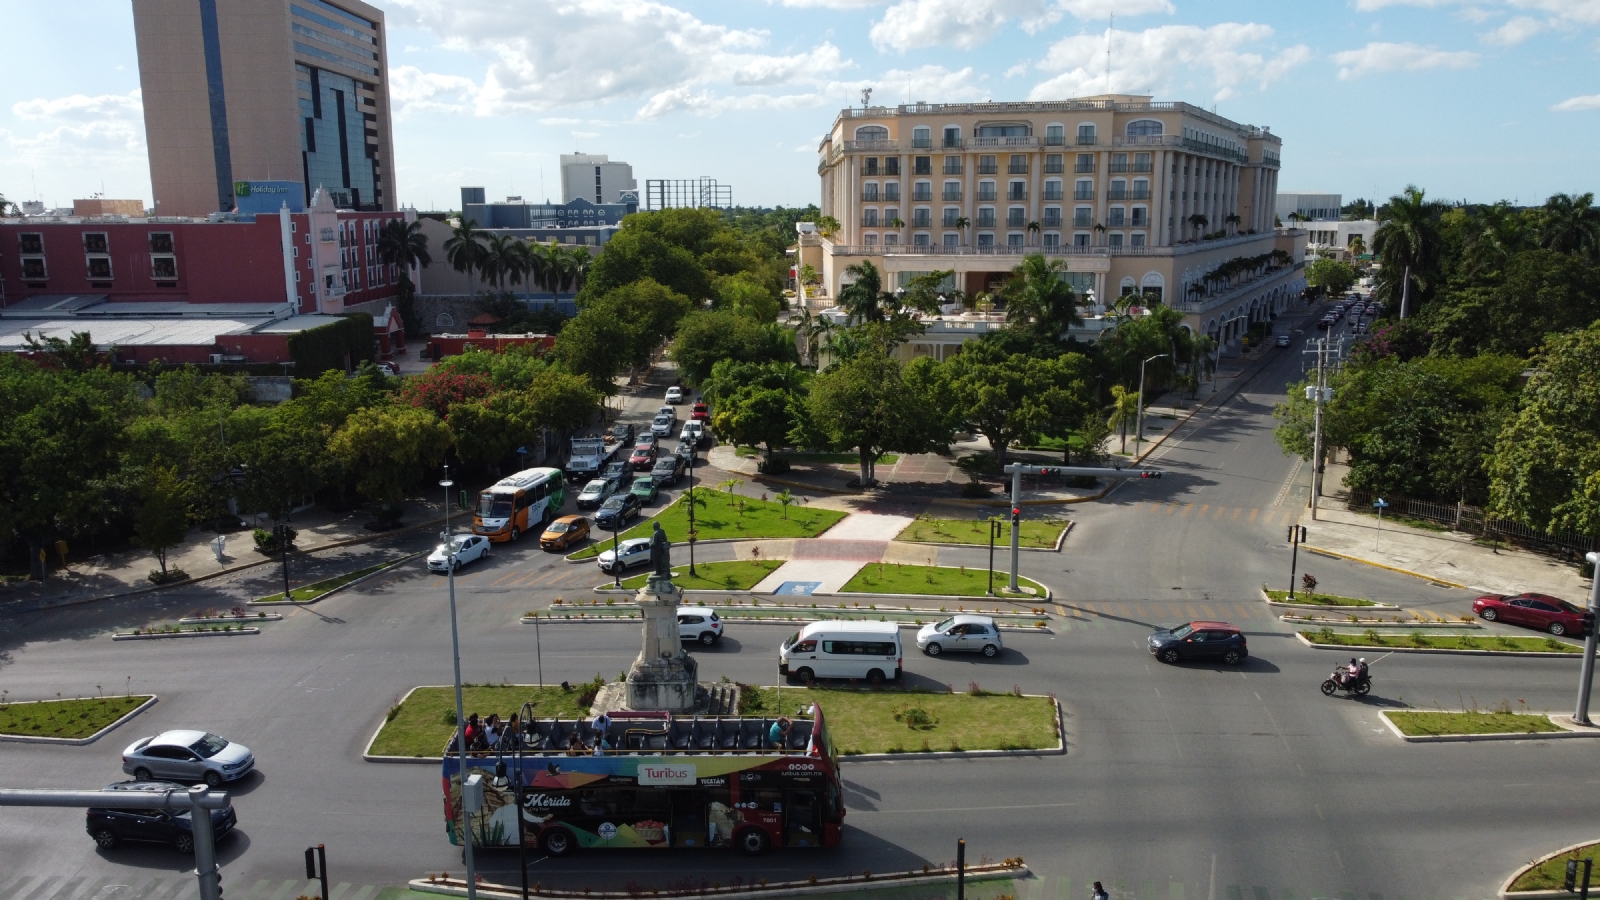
[870,0,1061,52]
[1511,0,1600,25]
[391,0,850,117]
[1058,0,1174,17]
[1353,0,1459,9]
[773,0,884,6]
[1551,93,1600,111]
[13,89,142,122]
[1331,41,1479,79]
[1028,24,1310,103]
[388,66,480,115]
[1481,15,1543,44]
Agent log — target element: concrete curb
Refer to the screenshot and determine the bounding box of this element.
[248,551,423,606]
[1259,587,1396,610]
[844,697,1065,762]
[410,863,1027,900]
[551,601,1049,620]
[177,614,283,625]
[0,695,158,745]
[2,516,446,614]
[1299,544,1468,589]
[1501,838,1600,897]
[112,627,261,641]
[1378,710,1600,744]
[1293,630,1589,658]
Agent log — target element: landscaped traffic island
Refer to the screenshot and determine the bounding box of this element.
[842,563,1047,598]
[1301,629,1582,653]
[370,685,596,757]
[742,686,1058,755]
[614,560,783,591]
[1264,589,1383,607]
[369,683,1060,758]
[0,695,153,740]
[1507,840,1600,893]
[568,491,846,560]
[253,558,400,604]
[896,515,1068,549]
[1384,709,1564,737]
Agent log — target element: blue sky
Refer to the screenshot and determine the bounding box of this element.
[2,0,1596,211]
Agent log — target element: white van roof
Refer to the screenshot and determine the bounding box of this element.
[798,620,900,638]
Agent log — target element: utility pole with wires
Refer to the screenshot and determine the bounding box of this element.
[1306,338,1332,521]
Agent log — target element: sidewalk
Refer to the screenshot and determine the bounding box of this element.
[0,496,451,614]
[1301,505,1592,598]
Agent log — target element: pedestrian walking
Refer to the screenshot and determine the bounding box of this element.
[1092,882,1109,900]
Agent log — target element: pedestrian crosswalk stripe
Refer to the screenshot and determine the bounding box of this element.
[1249,509,1259,522]
[18,880,60,900]
[1230,508,1241,520]
[264,880,300,900]
[238,880,273,900]
[0,880,36,900]
[127,879,164,900]
[45,879,85,900]
[328,884,352,900]
[1199,504,1210,516]
[345,886,376,900]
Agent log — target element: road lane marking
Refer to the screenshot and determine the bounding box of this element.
[852,801,1077,814]
[1248,509,1259,523]
[1274,457,1303,508]
[1213,506,1226,519]
[1230,508,1241,520]
[1199,504,1210,516]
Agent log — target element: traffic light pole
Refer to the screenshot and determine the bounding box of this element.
[1004,464,1164,594]
[1287,525,1307,597]
[1574,551,1600,725]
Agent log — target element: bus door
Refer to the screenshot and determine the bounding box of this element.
[783,789,821,847]
[670,790,708,847]
[737,789,785,845]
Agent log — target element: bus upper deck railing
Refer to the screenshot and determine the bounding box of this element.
[446,714,819,758]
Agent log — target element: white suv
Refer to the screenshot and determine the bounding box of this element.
[597,537,652,573]
[665,386,684,404]
[677,606,723,646]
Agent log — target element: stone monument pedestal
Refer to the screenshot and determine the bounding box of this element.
[625,574,699,711]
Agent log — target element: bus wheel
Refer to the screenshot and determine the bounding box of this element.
[509,527,520,542]
[866,669,886,686]
[541,827,575,857]
[735,828,770,856]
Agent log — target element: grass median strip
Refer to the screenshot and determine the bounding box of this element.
[614,560,784,591]
[371,685,596,757]
[255,558,399,603]
[896,515,1067,549]
[1265,589,1380,607]
[1302,629,1581,653]
[842,563,1046,598]
[568,491,846,560]
[734,447,900,466]
[0,695,152,740]
[1386,710,1563,738]
[1510,841,1600,892]
[742,686,1056,755]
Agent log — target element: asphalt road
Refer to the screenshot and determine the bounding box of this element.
[3,319,1597,900]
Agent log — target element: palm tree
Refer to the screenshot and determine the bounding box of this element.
[1089,222,1103,246]
[1538,192,1600,261]
[1029,221,1044,246]
[955,216,971,245]
[1347,234,1366,258]
[1372,184,1447,311]
[1001,253,1082,336]
[482,233,522,293]
[1108,384,1140,453]
[1190,333,1217,390]
[1457,202,1530,275]
[1224,213,1241,235]
[815,216,841,239]
[838,260,891,324]
[444,219,488,284]
[1186,214,1209,240]
[377,219,432,337]
[563,245,593,295]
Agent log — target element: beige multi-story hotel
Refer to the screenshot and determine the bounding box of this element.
[804,94,1308,355]
[133,0,396,216]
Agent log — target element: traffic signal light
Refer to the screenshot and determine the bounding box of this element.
[1287,525,1307,543]
[1037,467,1061,477]
[1139,470,1162,479]
[1584,611,1595,638]
[1011,507,1021,526]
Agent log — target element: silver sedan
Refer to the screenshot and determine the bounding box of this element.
[122,730,254,787]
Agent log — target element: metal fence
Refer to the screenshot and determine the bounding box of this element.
[1346,490,1598,559]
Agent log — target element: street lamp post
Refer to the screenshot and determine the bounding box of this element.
[1134,353,1169,457]
[276,523,292,601]
[1574,551,1600,725]
[686,451,697,577]
[439,465,477,900]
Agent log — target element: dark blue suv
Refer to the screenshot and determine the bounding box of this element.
[1149,621,1247,665]
[86,781,237,853]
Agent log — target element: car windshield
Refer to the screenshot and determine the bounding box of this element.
[634,478,652,488]
[547,522,570,533]
[582,482,604,494]
[935,617,956,631]
[189,734,229,758]
[600,497,624,509]
[1167,623,1194,638]
[783,631,802,649]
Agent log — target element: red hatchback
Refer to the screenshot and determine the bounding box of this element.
[629,441,657,471]
[690,401,710,423]
[1473,592,1587,636]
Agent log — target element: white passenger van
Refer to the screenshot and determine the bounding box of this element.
[779,620,902,685]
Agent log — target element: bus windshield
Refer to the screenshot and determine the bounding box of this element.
[477,493,514,518]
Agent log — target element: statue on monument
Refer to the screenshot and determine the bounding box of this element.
[650,522,672,581]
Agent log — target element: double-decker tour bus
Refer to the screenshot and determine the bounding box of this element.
[473,467,564,543]
[441,704,843,856]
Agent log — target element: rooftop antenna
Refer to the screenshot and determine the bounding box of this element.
[861,87,872,108]
[1106,13,1113,92]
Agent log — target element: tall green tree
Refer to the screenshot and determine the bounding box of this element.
[925,337,1093,467]
[1304,258,1357,298]
[444,218,488,284]
[1372,185,1448,313]
[131,465,192,579]
[806,348,946,486]
[999,254,1083,342]
[1488,324,1600,536]
[378,219,432,337]
[838,260,893,324]
[1424,249,1600,358]
[669,310,797,384]
[327,405,453,509]
[1537,192,1600,262]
